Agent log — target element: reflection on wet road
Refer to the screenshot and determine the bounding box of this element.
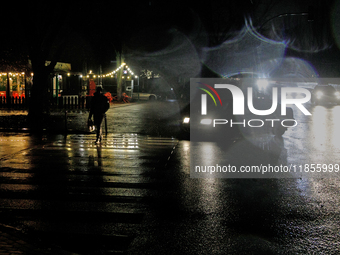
[129,137,340,254]
[146,103,340,254]
[286,105,340,169]
[1,102,340,254]
[0,133,178,253]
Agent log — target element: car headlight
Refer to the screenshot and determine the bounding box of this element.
[335,91,340,99]
[183,117,190,124]
[316,91,323,99]
[200,119,212,125]
[256,79,269,90]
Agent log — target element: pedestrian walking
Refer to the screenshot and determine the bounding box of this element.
[88,86,110,143]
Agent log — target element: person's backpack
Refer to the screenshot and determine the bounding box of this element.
[91,93,110,114]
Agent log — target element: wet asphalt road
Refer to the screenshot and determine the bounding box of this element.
[0,101,340,254]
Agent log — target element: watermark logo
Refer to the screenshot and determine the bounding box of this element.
[190,78,315,131]
[197,82,222,115]
[198,82,311,116]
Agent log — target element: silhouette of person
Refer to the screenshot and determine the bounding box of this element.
[88,86,110,143]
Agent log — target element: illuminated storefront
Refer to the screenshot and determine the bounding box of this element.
[0,72,29,98]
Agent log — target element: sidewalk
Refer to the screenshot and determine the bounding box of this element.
[0,101,138,134]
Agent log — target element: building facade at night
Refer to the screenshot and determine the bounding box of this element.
[0,72,30,99]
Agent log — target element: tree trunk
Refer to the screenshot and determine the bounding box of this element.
[116,53,124,102]
[27,60,54,131]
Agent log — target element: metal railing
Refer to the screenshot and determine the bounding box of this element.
[0,96,26,108]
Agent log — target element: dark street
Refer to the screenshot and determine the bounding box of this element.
[0,101,340,254]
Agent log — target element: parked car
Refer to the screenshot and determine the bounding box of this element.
[131,93,160,101]
[311,85,340,105]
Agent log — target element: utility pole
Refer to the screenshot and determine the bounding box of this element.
[116,53,124,102]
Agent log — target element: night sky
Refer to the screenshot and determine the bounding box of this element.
[1,0,340,77]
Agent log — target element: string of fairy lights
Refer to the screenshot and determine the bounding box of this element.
[0,63,137,80]
[84,62,138,80]
[0,72,33,77]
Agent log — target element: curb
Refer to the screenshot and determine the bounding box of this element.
[0,102,141,134]
[0,128,94,135]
